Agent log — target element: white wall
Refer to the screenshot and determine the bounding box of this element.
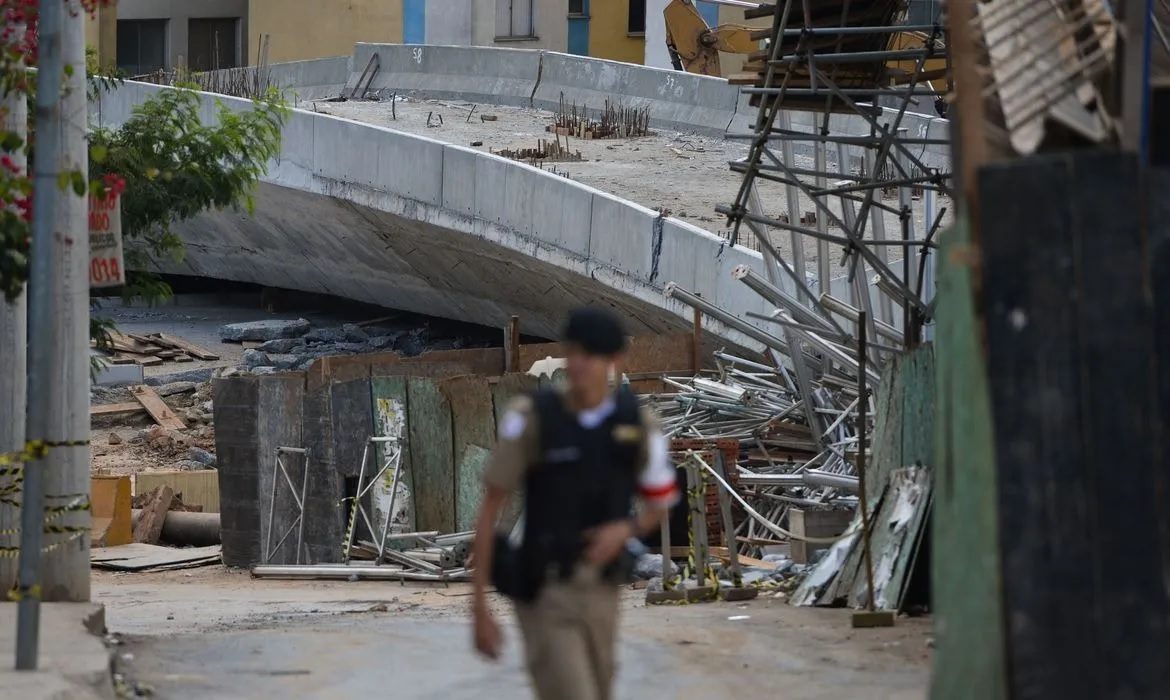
[645,0,672,69]
[426,0,474,44]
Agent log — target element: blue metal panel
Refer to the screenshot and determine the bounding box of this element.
[567,0,590,56]
[404,0,426,44]
[696,1,719,28]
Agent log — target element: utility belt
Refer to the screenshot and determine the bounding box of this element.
[491,533,638,604]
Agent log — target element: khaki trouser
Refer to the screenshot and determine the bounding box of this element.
[514,565,621,700]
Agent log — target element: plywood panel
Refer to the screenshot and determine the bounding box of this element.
[491,373,539,423]
[134,471,221,513]
[440,375,496,530]
[406,377,455,532]
[91,476,132,547]
[930,213,1008,700]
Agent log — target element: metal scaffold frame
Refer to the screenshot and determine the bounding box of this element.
[706,0,953,371]
[342,435,405,565]
[264,446,312,565]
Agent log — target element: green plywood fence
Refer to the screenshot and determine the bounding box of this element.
[368,373,541,536]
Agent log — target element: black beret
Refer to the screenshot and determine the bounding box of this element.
[563,307,628,356]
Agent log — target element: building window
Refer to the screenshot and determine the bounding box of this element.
[116,19,167,77]
[568,0,586,16]
[187,18,240,72]
[628,0,646,35]
[496,0,536,39]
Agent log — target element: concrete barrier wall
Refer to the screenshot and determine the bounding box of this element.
[92,81,777,352]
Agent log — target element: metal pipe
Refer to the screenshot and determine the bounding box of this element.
[664,283,789,353]
[780,313,882,388]
[746,311,849,342]
[731,265,841,334]
[776,24,945,37]
[18,0,65,666]
[724,132,952,146]
[819,293,904,344]
[250,565,471,582]
[803,470,859,493]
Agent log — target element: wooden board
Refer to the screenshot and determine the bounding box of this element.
[132,355,164,367]
[90,402,145,418]
[440,375,496,531]
[155,333,220,360]
[132,485,173,545]
[130,384,186,430]
[406,377,455,533]
[108,331,162,355]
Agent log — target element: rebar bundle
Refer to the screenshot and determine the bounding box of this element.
[550,93,653,139]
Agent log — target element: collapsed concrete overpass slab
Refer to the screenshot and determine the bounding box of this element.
[99,45,951,353]
[93,81,775,349]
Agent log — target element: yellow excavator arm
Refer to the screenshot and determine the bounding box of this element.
[664,0,758,77]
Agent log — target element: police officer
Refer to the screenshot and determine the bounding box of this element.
[471,307,678,700]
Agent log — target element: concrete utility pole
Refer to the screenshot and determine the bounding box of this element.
[18,0,65,669]
[40,0,92,603]
[0,21,28,593]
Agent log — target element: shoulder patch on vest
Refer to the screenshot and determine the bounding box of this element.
[612,424,643,443]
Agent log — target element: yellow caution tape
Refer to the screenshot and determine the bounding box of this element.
[0,438,91,468]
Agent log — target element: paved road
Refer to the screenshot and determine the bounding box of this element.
[98,570,930,700]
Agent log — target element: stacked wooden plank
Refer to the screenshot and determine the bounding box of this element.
[728,0,915,114]
[99,331,220,367]
[89,384,188,430]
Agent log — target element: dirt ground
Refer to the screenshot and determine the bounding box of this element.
[319,96,953,275]
[95,566,932,699]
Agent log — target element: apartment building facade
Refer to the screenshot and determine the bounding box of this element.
[86,1,249,75]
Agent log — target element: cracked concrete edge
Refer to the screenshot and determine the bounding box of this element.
[57,604,117,699]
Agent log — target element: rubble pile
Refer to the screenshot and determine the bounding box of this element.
[219,318,486,374]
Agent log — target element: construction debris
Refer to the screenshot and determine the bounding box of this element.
[492,138,584,165]
[253,531,475,583]
[549,94,653,139]
[91,543,222,572]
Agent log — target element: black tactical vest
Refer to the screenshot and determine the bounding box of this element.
[519,386,644,581]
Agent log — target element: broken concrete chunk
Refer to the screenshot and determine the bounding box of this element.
[367,335,397,349]
[258,337,303,354]
[333,342,368,354]
[268,353,301,370]
[251,366,277,375]
[156,381,199,397]
[219,318,310,342]
[242,349,270,368]
[341,323,369,342]
[304,327,346,344]
[188,446,216,466]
